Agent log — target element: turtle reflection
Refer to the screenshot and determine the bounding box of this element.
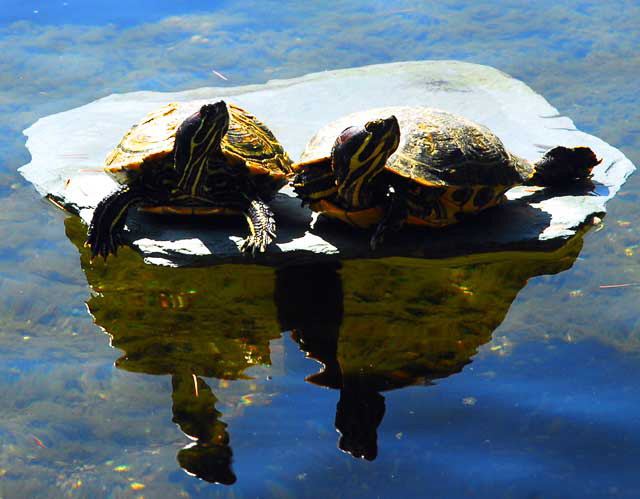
[276,235,586,461]
[65,217,282,485]
[66,213,589,470]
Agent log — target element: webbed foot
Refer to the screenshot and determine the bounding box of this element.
[87,224,122,261]
[86,185,145,261]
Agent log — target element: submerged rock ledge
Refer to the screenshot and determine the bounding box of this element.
[19,60,634,267]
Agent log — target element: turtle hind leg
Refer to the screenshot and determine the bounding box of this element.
[240,198,277,255]
[87,185,146,261]
[526,146,600,187]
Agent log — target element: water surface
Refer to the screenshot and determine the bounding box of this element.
[1,1,639,497]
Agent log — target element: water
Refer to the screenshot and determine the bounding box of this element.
[1,1,640,497]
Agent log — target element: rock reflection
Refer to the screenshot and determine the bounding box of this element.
[65,217,281,485]
[276,234,586,461]
[65,214,589,472]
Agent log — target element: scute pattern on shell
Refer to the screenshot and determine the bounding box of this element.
[105,102,185,171]
[224,104,292,176]
[299,107,526,188]
[388,109,523,187]
[104,101,292,179]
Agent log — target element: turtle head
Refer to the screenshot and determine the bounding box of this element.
[175,101,229,193]
[331,115,400,208]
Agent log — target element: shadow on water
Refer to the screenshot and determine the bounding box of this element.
[64,215,589,483]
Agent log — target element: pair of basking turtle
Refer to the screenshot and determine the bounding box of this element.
[87,101,599,259]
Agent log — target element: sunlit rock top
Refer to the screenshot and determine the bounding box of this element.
[19,60,634,266]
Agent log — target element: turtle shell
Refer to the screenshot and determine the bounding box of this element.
[299,106,527,188]
[105,101,292,184]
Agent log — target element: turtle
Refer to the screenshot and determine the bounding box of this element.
[87,100,293,259]
[292,106,600,248]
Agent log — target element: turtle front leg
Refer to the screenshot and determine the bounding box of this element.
[370,182,409,251]
[240,198,277,254]
[87,185,147,260]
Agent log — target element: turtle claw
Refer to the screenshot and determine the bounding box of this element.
[241,199,276,255]
[86,185,145,262]
[87,226,120,262]
[240,229,274,255]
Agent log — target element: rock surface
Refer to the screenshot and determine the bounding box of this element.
[19,60,635,267]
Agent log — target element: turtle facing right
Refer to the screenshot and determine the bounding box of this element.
[292,107,599,248]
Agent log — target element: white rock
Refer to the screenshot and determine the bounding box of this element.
[19,60,635,267]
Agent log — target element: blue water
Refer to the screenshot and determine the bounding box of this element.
[1,1,640,497]
[0,1,216,26]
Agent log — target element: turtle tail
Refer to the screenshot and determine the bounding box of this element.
[525,146,600,187]
[86,185,147,260]
[291,158,337,205]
